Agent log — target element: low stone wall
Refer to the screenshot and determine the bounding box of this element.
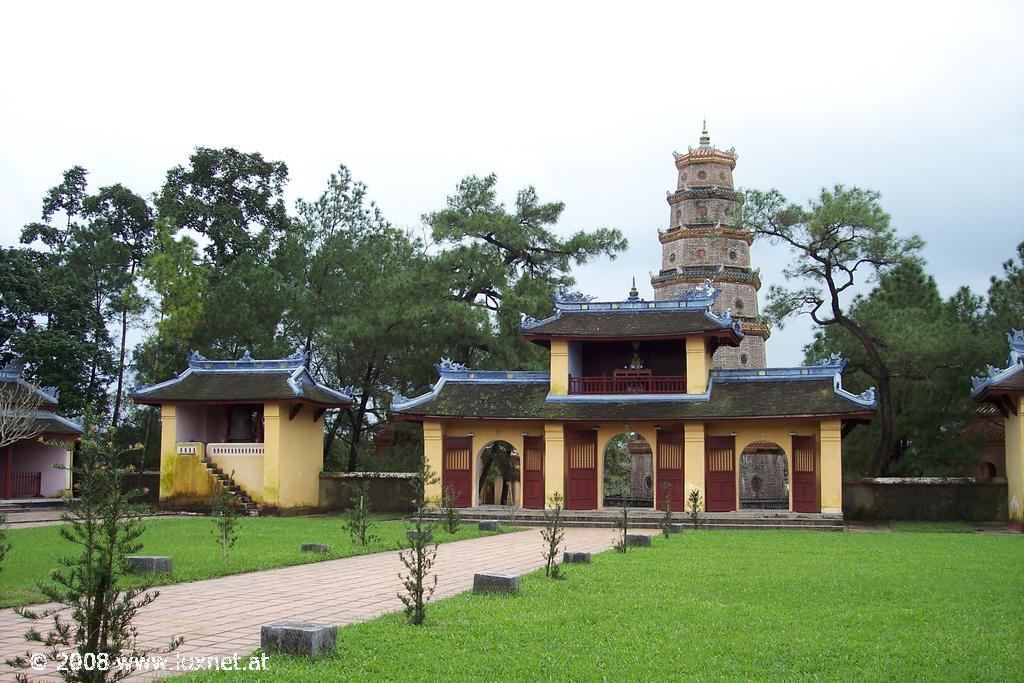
[121,471,161,508]
[318,472,416,513]
[843,477,1008,522]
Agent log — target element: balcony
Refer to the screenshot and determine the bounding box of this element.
[568,369,687,395]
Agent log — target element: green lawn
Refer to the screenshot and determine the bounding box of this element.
[0,515,496,608]
[183,529,1023,681]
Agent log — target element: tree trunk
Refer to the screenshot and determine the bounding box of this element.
[838,317,896,475]
[111,307,129,428]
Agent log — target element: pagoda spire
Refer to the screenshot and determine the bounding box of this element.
[627,277,640,302]
[699,119,711,147]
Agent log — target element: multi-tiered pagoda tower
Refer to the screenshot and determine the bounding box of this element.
[650,124,770,368]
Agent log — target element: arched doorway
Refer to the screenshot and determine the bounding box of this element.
[476,441,521,507]
[603,432,654,508]
[739,441,789,510]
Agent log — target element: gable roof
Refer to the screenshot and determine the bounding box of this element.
[1,358,59,407]
[133,350,352,407]
[390,358,875,423]
[971,330,1024,402]
[519,281,743,344]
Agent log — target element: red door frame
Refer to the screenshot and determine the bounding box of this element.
[442,436,473,508]
[705,436,736,512]
[522,435,545,509]
[564,430,598,510]
[656,430,684,512]
[792,435,819,513]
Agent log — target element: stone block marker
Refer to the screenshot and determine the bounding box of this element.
[473,572,520,594]
[407,530,433,542]
[126,556,172,574]
[301,544,331,554]
[626,534,652,547]
[260,621,336,657]
[670,523,686,534]
[563,551,591,564]
[478,520,501,532]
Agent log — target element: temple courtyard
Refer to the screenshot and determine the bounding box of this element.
[1,521,1018,680]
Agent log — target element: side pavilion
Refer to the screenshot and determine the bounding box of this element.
[133,350,351,513]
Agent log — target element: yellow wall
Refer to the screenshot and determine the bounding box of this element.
[819,419,843,514]
[686,337,712,394]
[268,402,325,509]
[159,405,212,500]
[209,453,265,503]
[1005,396,1023,526]
[423,421,443,505]
[550,339,569,395]
[544,423,565,505]
[684,422,706,510]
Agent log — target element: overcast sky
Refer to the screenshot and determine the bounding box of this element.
[2,1,1021,366]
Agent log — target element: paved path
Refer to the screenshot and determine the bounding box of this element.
[0,527,639,680]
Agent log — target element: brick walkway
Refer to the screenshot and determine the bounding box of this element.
[0,527,638,680]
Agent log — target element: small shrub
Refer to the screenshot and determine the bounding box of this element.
[688,487,703,530]
[659,481,674,539]
[397,456,439,626]
[0,511,9,575]
[505,498,521,524]
[541,492,565,578]
[211,482,240,564]
[614,504,629,553]
[440,486,461,534]
[345,481,378,546]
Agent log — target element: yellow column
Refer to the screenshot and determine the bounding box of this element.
[158,404,177,500]
[550,339,569,395]
[684,422,705,510]
[544,423,565,505]
[423,421,443,507]
[686,337,710,394]
[1005,398,1023,528]
[262,402,281,508]
[820,419,842,514]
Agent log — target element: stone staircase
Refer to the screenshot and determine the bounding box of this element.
[202,457,260,516]
[423,506,844,531]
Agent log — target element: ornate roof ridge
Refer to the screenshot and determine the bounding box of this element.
[0,356,60,405]
[186,348,309,371]
[971,329,1024,396]
[711,354,876,408]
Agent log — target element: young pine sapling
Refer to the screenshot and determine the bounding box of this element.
[541,491,566,578]
[439,485,461,534]
[397,457,439,626]
[614,503,629,553]
[659,480,674,539]
[211,482,240,564]
[345,481,378,546]
[688,487,703,530]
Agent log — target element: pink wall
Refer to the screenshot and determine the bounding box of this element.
[10,440,72,497]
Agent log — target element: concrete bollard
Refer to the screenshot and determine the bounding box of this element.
[260,621,337,657]
[473,572,520,594]
[670,523,686,534]
[407,530,433,542]
[563,551,591,564]
[478,520,501,532]
[626,534,652,547]
[126,556,172,574]
[301,544,331,554]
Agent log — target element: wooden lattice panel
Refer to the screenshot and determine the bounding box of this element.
[525,450,543,471]
[657,443,683,470]
[708,448,733,472]
[567,441,596,470]
[794,448,815,472]
[444,448,470,471]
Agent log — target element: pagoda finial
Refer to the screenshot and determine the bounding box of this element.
[627,277,640,302]
[699,119,711,147]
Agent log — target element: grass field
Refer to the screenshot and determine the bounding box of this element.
[181,529,1023,682]
[0,514,495,608]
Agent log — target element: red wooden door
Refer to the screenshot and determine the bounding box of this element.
[522,436,545,509]
[656,430,684,512]
[565,430,597,510]
[442,436,473,508]
[705,436,736,512]
[792,435,818,513]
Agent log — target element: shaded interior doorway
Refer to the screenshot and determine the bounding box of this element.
[603,432,654,508]
[477,441,521,506]
[739,441,789,510]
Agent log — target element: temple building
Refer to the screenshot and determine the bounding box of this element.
[0,358,81,499]
[391,282,875,515]
[133,350,351,514]
[651,125,770,369]
[971,330,1024,531]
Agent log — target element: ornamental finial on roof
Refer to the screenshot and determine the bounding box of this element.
[1,355,26,377]
[699,119,711,147]
[627,277,640,302]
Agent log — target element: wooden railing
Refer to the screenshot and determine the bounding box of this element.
[0,472,42,498]
[568,370,687,395]
[207,443,265,456]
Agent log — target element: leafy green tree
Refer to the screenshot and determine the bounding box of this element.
[985,241,1024,344]
[425,174,627,368]
[742,185,924,475]
[806,263,987,475]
